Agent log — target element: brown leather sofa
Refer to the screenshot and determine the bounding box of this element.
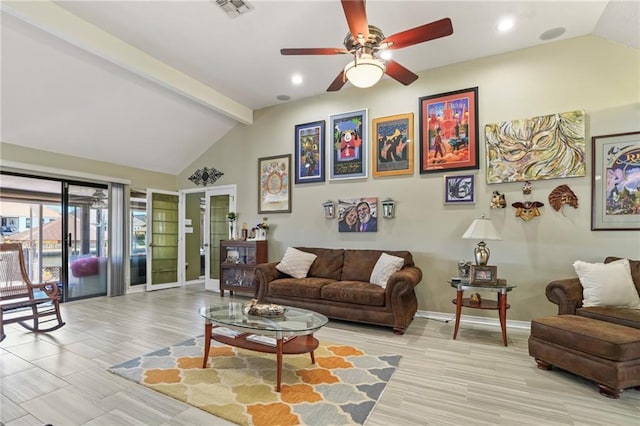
[529,257,640,398]
[255,247,422,334]
[545,256,640,328]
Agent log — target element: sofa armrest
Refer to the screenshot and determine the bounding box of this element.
[386,266,422,292]
[546,277,583,315]
[255,261,284,301]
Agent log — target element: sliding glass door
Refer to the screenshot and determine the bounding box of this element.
[65,183,109,299]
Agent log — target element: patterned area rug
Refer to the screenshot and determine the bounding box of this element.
[108,336,400,426]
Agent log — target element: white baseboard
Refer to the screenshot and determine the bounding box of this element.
[417,309,531,331]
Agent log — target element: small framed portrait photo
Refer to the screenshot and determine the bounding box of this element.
[470,265,498,285]
[444,174,474,204]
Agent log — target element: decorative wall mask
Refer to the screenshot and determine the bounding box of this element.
[512,201,545,221]
[188,167,224,186]
[548,184,579,211]
[512,180,544,221]
[490,191,506,208]
[485,110,586,183]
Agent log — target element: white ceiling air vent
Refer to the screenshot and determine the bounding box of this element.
[215,0,254,18]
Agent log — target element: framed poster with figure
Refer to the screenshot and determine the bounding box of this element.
[372,113,414,177]
[258,154,291,213]
[419,87,479,174]
[294,120,325,184]
[329,109,368,180]
[591,131,640,230]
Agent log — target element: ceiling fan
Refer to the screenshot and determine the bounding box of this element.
[280,0,453,91]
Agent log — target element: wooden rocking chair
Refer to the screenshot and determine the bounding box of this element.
[0,243,65,342]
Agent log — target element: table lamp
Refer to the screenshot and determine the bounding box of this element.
[462,215,502,265]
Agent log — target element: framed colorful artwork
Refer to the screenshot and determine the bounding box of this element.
[485,110,586,183]
[329,109,368,180]
[294,120,325,184]
[258,154,291,213]
[444,175,475,204]
[337,197,378,232]
[419,87,479,174]
[591,131,640,230]
[372,113,414,177]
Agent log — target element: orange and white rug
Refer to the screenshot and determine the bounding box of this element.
[109,336,400,426]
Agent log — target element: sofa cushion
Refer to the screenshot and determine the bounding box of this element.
[531,315,640,362]
[267,277,335,299]
[578,307,640,330]
[606,257,640,296]
[341,249,413,282]
[370,253,405,288]
[573,259,640,309]
[276,247,317,279]
[296,247,344,280]
[321,281,386,306]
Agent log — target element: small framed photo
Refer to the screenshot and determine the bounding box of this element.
[444,175,474,204]
[470,265,498,285]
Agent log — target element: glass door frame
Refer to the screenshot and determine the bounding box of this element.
[180,185,236,293]
[146,189,182,291]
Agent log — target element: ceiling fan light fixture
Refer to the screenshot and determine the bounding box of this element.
[344,56,385,88]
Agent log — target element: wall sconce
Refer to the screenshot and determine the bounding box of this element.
[322,200,335,219]
[381,198,396,219]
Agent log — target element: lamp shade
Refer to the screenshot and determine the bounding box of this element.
[461,216,502,241]
[344,56,385,88]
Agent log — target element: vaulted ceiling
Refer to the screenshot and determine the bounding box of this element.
[1,1,638,174]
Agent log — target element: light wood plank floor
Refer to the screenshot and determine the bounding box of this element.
[1,284,638,426]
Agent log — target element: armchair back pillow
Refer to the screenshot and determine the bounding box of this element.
[573,259,640,309]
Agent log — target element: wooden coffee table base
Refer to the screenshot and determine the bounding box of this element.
[202,323,319,391]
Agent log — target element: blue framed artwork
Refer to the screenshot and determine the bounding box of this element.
[444,174,475,204]
[294,120,325,184]
[329,109,368,180]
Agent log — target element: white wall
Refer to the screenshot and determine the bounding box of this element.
[180,35,640,321]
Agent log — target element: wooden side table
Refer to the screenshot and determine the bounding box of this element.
[449,280,516,346]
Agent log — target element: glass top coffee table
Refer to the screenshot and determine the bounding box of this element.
[198,302,328,391]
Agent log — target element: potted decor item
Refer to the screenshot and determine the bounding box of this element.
[227,212,237,240]
[255,217,269,240]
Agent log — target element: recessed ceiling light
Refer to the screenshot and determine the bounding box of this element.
[291,74,303,85]
[498,17,515,32]
[539,27,566,41]
[379,50,392,61]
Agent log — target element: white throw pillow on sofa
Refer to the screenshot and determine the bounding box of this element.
[573,258,640,309]
[276,247,317,279]
[370,253,405,289]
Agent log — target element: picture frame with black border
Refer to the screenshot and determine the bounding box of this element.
[444,174,475,204]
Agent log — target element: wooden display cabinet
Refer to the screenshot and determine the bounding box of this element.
[219,240,267,296]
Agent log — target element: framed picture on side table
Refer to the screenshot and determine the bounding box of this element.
[470,265,498,285]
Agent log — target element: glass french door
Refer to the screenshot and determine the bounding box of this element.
[65,183,109,299]
[204,187,235,292]
[146,190,181,290]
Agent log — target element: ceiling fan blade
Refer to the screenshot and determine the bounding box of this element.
[341,0,369,40]
[281,48,349,56]
[382,18,453,50]
[385,60,419,86]
[327,71,347,92]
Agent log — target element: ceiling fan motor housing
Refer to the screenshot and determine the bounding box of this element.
[343,25,385,53]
